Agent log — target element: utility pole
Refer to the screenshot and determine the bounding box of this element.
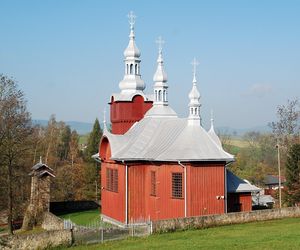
[276,141,282,208]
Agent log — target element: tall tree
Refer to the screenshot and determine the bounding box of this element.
[85,118,102,161]
[57,125,71,161]
[84,118,102,201]
[285,144,300,206]
[0,75,33,234]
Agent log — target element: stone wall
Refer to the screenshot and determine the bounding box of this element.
[152,207,300,233]
[1,230,72,250]
[41,212,64,231]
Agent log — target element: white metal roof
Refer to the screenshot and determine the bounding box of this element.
[111,92,153,102]
[103,114,234,163]
[227,170,260,193]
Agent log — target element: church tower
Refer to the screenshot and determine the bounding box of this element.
[110,11,153,134]
[188,58,201,126]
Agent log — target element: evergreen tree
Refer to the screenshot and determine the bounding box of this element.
[84,118,102,201]
[57,125,71,160]
[85,118,102,161]
[285,144,300,206]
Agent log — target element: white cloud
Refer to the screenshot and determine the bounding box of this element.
[244,84,273,98]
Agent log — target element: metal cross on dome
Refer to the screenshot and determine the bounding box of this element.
[191,57,199,77]
[128,11,136,29]
[156,36,165,52]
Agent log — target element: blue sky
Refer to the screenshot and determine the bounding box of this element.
[0,0,299,129]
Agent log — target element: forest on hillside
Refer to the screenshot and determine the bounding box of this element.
[0,74,300,233]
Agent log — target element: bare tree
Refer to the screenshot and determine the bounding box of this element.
[269,98,300,146]
[0,75,33,234]
[69,130,79,167]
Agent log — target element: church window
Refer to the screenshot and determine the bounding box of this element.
[106,168,118,192]
[172,172,183,198]
[155,90,158,101]
[130,64,133,74]
[195,107,198,115]
[126,64,129,74]
[135,64,137,74]
[150,171,156,196]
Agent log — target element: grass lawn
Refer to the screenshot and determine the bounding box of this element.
[59,209,100,226]
[56,217,300,250]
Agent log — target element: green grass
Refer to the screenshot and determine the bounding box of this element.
[56,217,300,250]
[59,209,100,226]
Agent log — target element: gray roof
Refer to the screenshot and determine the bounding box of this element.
[264,175,285,185]
[103,113,234,162]
[227,170,260,193]
[38,170,56,178]
[32,162,54,172]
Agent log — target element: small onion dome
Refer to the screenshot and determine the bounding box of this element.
[124,30,141,58]
[188,76,201,103]
[153,51,168,84]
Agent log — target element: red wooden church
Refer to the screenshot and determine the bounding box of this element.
[95,12,259,226]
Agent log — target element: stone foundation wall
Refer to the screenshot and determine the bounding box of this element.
[41,212,64,231]
[152,207,300,233]
[1,230,72,250]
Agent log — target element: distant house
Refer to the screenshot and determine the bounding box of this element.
[226,170,260,212]
[264,174,286,196]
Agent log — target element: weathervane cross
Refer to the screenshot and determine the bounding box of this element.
[191,57,199,77]
[156,36,165,52]
[128,11,136,29]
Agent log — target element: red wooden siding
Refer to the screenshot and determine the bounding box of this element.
[101,162,126,223]
[99,138,239,224]
[110,95,152,135]
[188,163,225,216]
[239,193,252,212]
[227,193,252,212]
[127,164,185,222]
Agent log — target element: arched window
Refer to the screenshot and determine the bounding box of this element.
[155,90,158,101]
[163,90,168,102]
[130,64,133,74]
[137,65,140,75]
[126,64,129,74]
[158,90,162,101]
[195,107,198,115]
[135,64,138,75]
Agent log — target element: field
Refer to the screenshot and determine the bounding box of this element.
[78,134,89,145]
[54,217,300,250]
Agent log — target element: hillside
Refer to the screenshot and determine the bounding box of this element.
[33,120,95,135]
